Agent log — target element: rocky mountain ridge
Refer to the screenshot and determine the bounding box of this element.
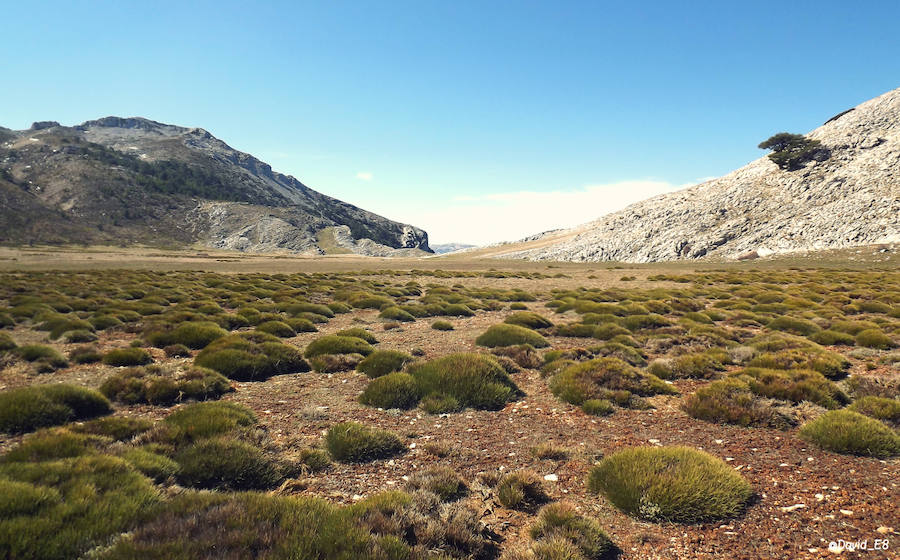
[0,117,431,255]
[497,87,900,262]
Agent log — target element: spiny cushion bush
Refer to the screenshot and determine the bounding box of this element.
[286,317,317,333]
[848,396,900,425]
[304,335,374,358]
[255,320,296,337]
[409,353,520,411]
[379,306,416,322]
[102,347,152,367]
[161,401,257,443]
[809,329,856,346]
[592,323,631,340]
[798,410,900,458]
[309,353,365,373]
[581,399,614,416]
[0,332,16,351]
[0,455,159,560]
[357,349,413,378]
[419,393,462,414]
[145,321,227,349]
[175,437,282,490]
[550,357,676,408]
[647,352,725,380]
[855,328,895,349]
[325,421,406,462]
[404,465,467,501]
[0,384,111,434]
[588,446,752,523]
[69,345,102,364]
[491,344,543,369]
[359,372,421,409]
[194,333,309,381]
[497,470,549,511]
[767,316,821,336]
[504,311,553,330]
[476,324,549,348]
[15,344,68,368]
[335,328,379,344]
[738,367,848,409]
[120,448,179,481]
[620,313,670,331]
[2,428,104,463]
[100,365,232,405]
[683,377,778,428]
[431,320,454,331]
[71,416,153,441]
[282,302,335,318]
[93,492,376,560]
[0,478,61,518]
[529,502,617,560]
[748,347,849,380]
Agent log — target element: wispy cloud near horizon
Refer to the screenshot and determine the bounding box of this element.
[355,171,373,181]
[412,179,698,246]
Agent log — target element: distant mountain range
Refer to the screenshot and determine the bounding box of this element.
[430,242,477,254]
[494,87,900,262]
[0,117,431,255]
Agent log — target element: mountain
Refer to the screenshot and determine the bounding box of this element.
[495,87,900,262]
[0,117,431,255]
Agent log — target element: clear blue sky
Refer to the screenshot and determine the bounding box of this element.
[3,1,898,244]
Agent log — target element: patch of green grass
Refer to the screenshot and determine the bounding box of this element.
[431,320,454,331]
[809,329,856,346]
[70,416,153,441]
[119,447,179,481]
[15,344,68,368]
[359,372,422,409]
[581,399,614,416]
[194,334,309,381]
[550,357,676,408]
[855,329,896,349]
[0,384,111,434]
[587,446,752,523]
[161,401,257,444]
[409,353,520,411]
[404,466,467,501]
[145,321,227,349]
[767,316,821,336]
[497,470,548,511]
[304,335,374,358]
[175,437,282,490]
[103,347,153,367]
[529,501,617,560]
[0,455,159,560]
[255,320,296,338]
[419,393,461,414]
[357,350,413,378]
[848,396,900,425]
[2,428,104,463]
[0,332,16,351]
[504,311,553,330]
[379,306,416,322]
[476,324,549,348]
[335,328,379,344]
[325,421,406,463]
[798,410,899,458]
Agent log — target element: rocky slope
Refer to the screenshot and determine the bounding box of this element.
[499,87,900,262]
[0,117,431,255]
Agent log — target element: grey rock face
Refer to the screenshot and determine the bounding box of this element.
[499,88,900,262]
[2,116,431,255]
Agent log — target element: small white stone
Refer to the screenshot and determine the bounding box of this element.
[839,509,853,516]
[780,504,806,513]
[544,474,558,482]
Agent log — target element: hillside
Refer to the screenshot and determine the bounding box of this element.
[0,117,431,255]
[497,87,900,262]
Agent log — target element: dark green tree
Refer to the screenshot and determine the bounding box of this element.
[758,132,830,171]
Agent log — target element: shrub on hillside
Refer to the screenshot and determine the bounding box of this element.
[146,321,227,349]
[335,328,379,343]
[175,437,282,490]
[809,329,856,346]
[476,324,549,348]
[504,311,553,330]
[378,306,416,322]
[359,372,421,409]
[103,347,152,367]
[120,448,180,481]
[15,344,68,369]
[325,421,406,462]
[357,350,413,378]
[431,320,454,331]
[529,502,617,560]
[71,416,153,441]
[582,398,614,416]
[497,471,548,511]
[404,466,467,501]
[758,132,829,171]
[304,335,374,358]
[588,446,752,523]
[255,320,296,338]
[409,353,520,411]
[549,357,676,408]
[0,384,111,434]
[739,367,848,409]
[194,333,309,381]
[162,401,257,443]
[855,329,895,349]
[682,377,778,428]
[766,316,821,336]
[0,332,16,352]
[799,410,899,458]
[848,396,900,426]
[100,365,232,405]
[69,345,103,364]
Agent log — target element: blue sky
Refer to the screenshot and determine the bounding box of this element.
[3,1,899,244]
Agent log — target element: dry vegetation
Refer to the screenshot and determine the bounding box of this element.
[0,249,897,559]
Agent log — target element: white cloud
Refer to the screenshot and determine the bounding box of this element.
[411,179,696,246]
[355,171,373,181]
